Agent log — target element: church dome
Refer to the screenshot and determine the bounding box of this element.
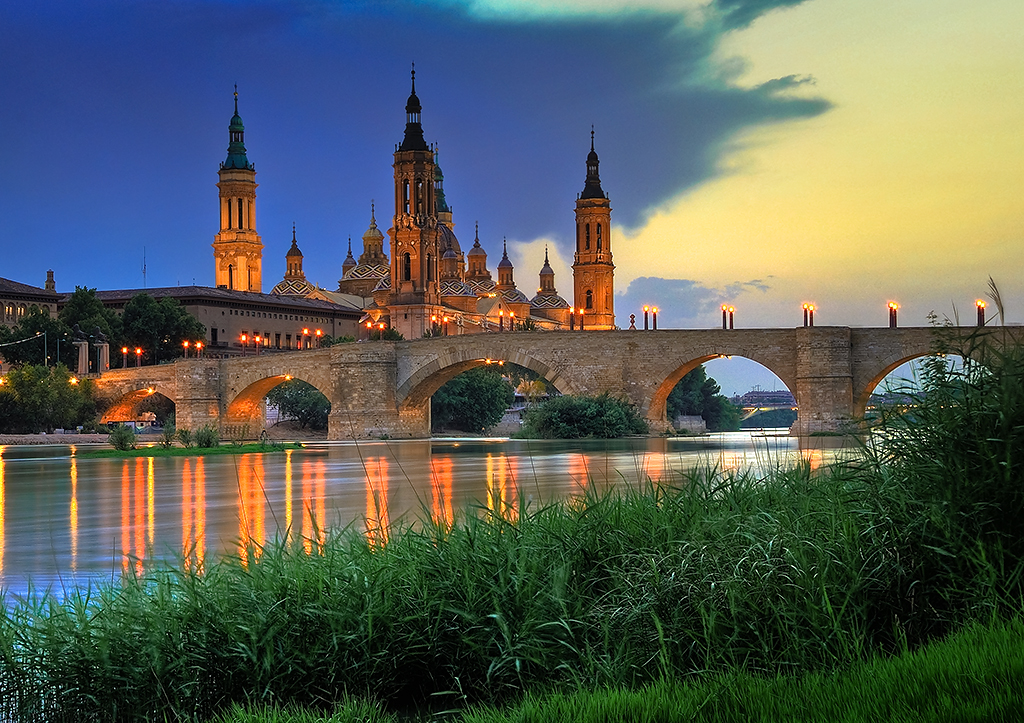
[438,224,461,256]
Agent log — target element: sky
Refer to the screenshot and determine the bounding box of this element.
[2,0,1022,394]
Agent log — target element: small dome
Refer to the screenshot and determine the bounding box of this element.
[285,225,302,257]
[497,238,513,269]
[442,246,457,260]
[539,247,554,276]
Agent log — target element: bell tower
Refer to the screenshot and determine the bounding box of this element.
[572,129,614,329]
[213,87,263,292]
[388,66,443,338]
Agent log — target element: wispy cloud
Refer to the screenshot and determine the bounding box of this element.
[617,275,771,327]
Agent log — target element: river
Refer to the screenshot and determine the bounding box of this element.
[0,433,850,599]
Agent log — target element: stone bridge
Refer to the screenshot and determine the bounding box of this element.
[90,326,993,439]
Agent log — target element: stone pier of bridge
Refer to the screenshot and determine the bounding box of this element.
[91,326,961,439]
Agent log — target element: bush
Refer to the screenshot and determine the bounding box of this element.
[176,428,193,448]
[159,422,177,449]
[518,393,648,438]
[194,424,220,448]
[107,424,137,450]
[431,366,514,432]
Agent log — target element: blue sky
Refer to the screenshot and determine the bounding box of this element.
[2,0,1022,394]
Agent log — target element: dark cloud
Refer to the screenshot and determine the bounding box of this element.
[711,0,811,30]
[0,0,829,291]
[618,276,771,328]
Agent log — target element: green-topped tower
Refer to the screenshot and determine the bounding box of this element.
[213,86,263,292]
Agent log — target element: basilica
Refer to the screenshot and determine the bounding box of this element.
[221,70,618,338]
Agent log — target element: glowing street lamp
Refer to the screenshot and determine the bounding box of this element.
[499,309,504,332]
[888,301,899,328]
[569,307,575,331]
[135,347,143,367]
[803,303,815,327]
[443,316,449,336]
[122,346,128,368]
[196,341,203,358]
[721,304,728,330]
[315,329,323,348]
[728,306,735,330]
[643,305,650,331]
[652,307,659,331]
[976,299,986,327]
[182,340,190,358]
[509,311,516,331]
[254,334,262,356]
[240,333,248,356]
[579,309,585,331]
[378,322,386,340]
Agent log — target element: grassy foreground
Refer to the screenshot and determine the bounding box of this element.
[0,328,1021,721]
[213,616,1024,722]
[77,441,304,458]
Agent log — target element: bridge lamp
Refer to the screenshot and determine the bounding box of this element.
[976,299,986,327]
[196,341,203,358]
[285,375,293,381]
[643,305,650,330]
[315,329,323,348]
[499,309,504,332]
[569,307,575,331]
[727,306,735,330]
[443,316,449,336]
[888,301,899,328]
[135,347,143,367]
[579,308,585,331]
[69,377,78,385]
[182,340,189,358]
[254,335,262,356]
[808,304,815,327]
[721,304,728,330]
[147,387,155,395]
[510,311,515,331]
[652,307,659,331]
[122,346,128,368]
[240,334,248,356]
[802,303,810,327]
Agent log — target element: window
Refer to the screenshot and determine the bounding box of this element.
[286,333,292,349]
[415,180,424,214]
[575,224,580,253]
[403,253,412,281]
[403,180,410,214]
[585,224,591,250]
[275,333,280,348]
[212,328,218,344]
[597,223,602,251]
[585,290,593,309]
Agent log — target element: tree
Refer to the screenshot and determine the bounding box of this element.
[59,287,122,352]
[265,380,331,430]
[518,393,648,439]
[0,309,74,368]
[431,366,514,432]
[121,294,206,365]
[666,365,741,432]
[0,364,95,433]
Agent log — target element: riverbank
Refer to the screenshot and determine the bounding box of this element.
[77,441,305,459]
[0,433,109,445]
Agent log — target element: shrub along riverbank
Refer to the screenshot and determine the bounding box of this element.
[0,329,1021,721]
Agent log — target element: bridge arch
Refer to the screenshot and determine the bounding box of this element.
[224,373,333,431]
[397,347,583,411]
[645,352,797,426]
[854,351,958,420]
[100,385,176,424]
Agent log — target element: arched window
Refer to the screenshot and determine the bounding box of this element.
[403,253,412,281]
[239,199,245,229]
[228,264,234,289]
[17,304,26,319]
[403,181,410,214]
[596,223,602,251]
[585,223,591,250]
[575,223,580,253]
[585,290,593,309]
[227,199,233,229]
[416,180,424,214]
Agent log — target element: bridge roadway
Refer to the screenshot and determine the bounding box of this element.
[91,326,965,439]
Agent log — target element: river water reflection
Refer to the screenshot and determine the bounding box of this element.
[0,433,851,598]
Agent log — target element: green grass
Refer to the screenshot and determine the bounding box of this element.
[76,441,304,458]
[462,615,1024,723]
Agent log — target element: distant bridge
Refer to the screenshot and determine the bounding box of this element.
[90,326,1008,439]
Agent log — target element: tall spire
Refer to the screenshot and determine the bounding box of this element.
[224,86,252,170]
[581,126,604,199]
[399,63,428,151]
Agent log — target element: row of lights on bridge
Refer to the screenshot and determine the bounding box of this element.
[704,300,991,331]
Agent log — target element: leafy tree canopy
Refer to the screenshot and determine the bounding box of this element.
[0,364,96,433]
[265,379,331,430]
[666,365,741,432]
[431,366,514,433]
[59,287,122,349]
[518,393,648,439]
[121,294,206,365]
[0,309,76,368]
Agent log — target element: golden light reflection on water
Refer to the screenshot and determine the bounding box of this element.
[430,456,454,530]
[182,458,207,570]
[70,457,78,573]
[486,454,519,522]
[120,459,150,576]
[801,448,824,471]
[298,459,326,553]
[284,449,293,543]
[237,454,266,563]
[364,456,390,547]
